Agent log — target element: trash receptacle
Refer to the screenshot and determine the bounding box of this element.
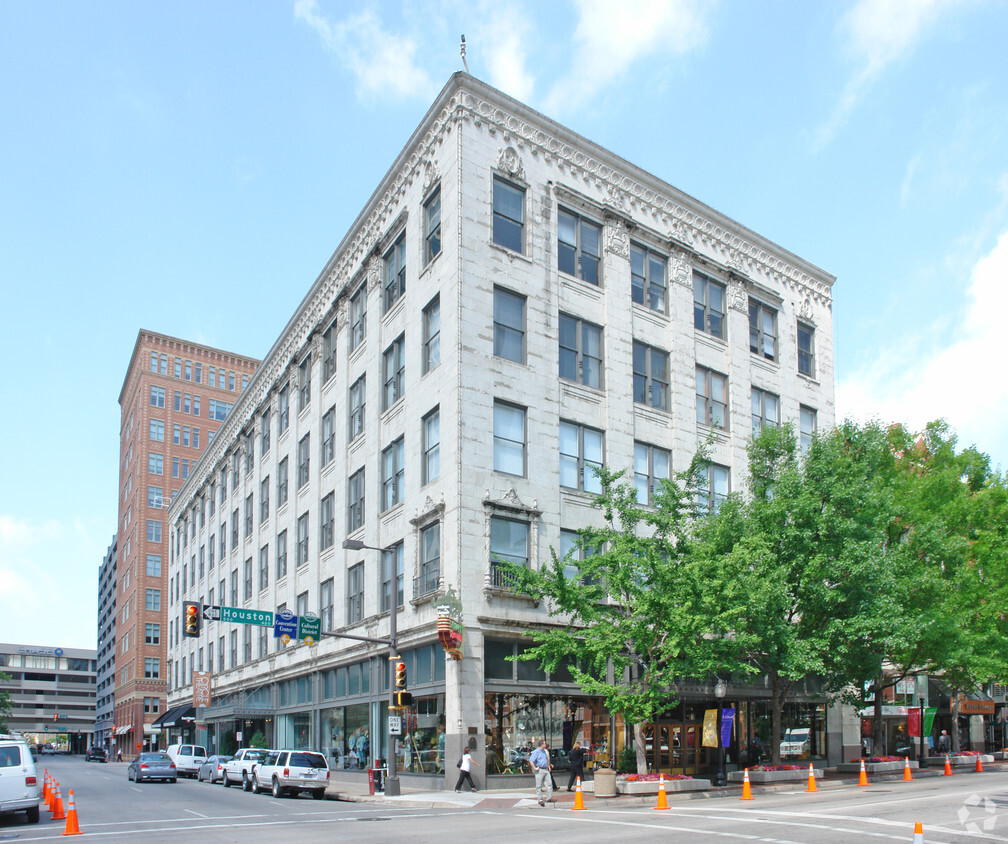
[593,766,617,797]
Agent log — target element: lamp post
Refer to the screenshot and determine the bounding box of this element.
[340,539,401,796]
[918,695,927,769]
[713,679,727,787]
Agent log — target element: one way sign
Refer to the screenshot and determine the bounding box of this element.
[202,605,222,621]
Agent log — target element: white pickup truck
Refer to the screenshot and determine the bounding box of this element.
[223,747,272,790]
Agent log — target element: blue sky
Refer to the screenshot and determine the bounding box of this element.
[2,0,1006,650]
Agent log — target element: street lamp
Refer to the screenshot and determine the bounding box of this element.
[341,538,401,796]
[918,695,927,769]
[713,679,727,787]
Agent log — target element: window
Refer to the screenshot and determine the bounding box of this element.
[297,434,311,489]
[800,406,817,454]
[231,507,239,546]
[382,542,404,611]
[634,443,670,505]
[347,468,365,532]
[242,626,252,662]
[348,375,366,442]
[194,363,202,383]
[696,366,728,430]
[149,351,157,372]
[424,186,441,264]
[632,342,670,410]
[298,354,311,411]
[320,577,334,630]
[559,421,604,493]
[219,522,226,559]
[148,453,163,475]
[229,372,235,391]
[146,554,162,576]
[145,623,160,645]
[230,568,238,604]
[490,516,528,587]
[347,563,364,624]
[322,321,337,383]
[631,243,667,312]
[209,536,215,570]
[422,407,440,484]
[209,367,216,387]
[160,354,167,375]
[749,301,778,361]
[276,529,288,579]
[278,383,290,433]
[218,635,225,671]
[145,588,161,611]
[229,631,237,668]
[144,658,160,679]
[296,512,309,566]
[220,467,227,505]
[244,557,253,600]
[208,399,232,421]
[244,432,254,474]
[150,386,165,408]
[493,401,526,476]
[192,428,200,448]
[751,387,780,434]
[260,477,270,522]
[422,296,440,373]
[149,420,165,442]
[493,287,525,363]
[277,457,289,507]
[173,425,182,446]
[261,408,271,455]
[259,544,269,591]
[321,407,335,467]
[382,335,405,410]
[694,272,726,339]
[558,208,601,284]
[697,464,730,514]
[349,283,366,352]
[320,492,335,551]
[797,321,816,377]
[383,232,407,312]
[147,520,162,542]
[381,437,405,511]
[492,176,524,252]
[174,358,182,378]
[244,494,254,538]
[559,313,602,388]
[418,524,440,598]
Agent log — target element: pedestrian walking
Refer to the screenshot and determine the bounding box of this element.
[566,741,586,791]
[938,730,951,754]
[116,747,122,763]
[454,740,480,792]
[530,739,553,806]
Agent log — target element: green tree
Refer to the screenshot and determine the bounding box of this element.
[502,460,753,774]
[0,671,11,732]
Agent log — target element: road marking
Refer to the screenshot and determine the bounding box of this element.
[184,808,210,818]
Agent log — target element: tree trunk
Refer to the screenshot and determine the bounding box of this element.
[872,675,885,756]
[634,722,648,775]
[770,672,782,766]
[950,694,961,754]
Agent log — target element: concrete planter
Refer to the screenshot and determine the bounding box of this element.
[592,767,618,797]
[728,768,821,784]
[617,778,711,794]
[993,751,1008,761]
[947,754,994,766]
[837,761,915,775]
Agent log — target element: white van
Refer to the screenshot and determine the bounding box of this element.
[166,743,208,778]
[779,728,811,758]
[0,734,41,823]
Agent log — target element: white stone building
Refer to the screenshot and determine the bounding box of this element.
[165,73,835,785]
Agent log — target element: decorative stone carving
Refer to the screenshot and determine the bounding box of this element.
[422,158,438,193]
[800,295,815,323]
[670,249,692,288]
[727,280,748,312]
[497,146,525,181]
[603,216,629,258]
[366,254,382,292]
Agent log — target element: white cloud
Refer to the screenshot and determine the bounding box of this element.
[838,227,1008,468]
[543,0,710,114]
[294,0,437,102]
[813,0,958,150]
[478,7,536,104]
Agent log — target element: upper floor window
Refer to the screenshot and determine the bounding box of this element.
[559,313,602,389]
[694,271,726,340]
[150,386,165,408]
[749,301,778,361]
[634,443,670,506]
[347,563,364,624]
[382,543,405,611]
[797,321,816,378]
[297,434,311,489]
[492,176,524,253]
[631,243,667,312]
[320,577,334,631]
[751,387,780,434]
[800,406,817,454]
[381,437,405,511]
[321,406,336,467]
[422,407,440,485]
[493,401,526,476]
[558,208,600,285]
[696,366,728,430]
[423,296,440,374]
[298,354,312,412]
[697,464,730,515]
[632,342,669,411]
[149,419,165,442]
[559,421,604,494]
[320,492,335,552]
[424,187,441,264]
[348,375,366,442]
[347,467,365,532]
[296,512,309,567]
[278,383,290,434]
[417,524,440,599]
[349,283,366,353]
[493,287,525,363]
[322,321,338,383]
[261,408,271,455]
[383,232,406,313]
[489,516,528,585]
[277,457,289,507]
[382,335,405,411]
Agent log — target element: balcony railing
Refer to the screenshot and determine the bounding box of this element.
[414,567,440,599]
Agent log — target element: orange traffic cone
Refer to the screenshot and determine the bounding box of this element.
[654,773,669,810]
[46,779,57,811]
[975,755,984,773]
[903,757,913,781]
[62,789,81,836]
[911,820,924,843]
[858,759,868,786]
[944,754,952,776]
[739,768,754,800]
[806,763,818,793]
[572,776,586,811]
[43,770,50,801]
[51,784,66,821]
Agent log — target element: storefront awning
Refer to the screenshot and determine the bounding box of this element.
[161,705,196,728]
[115,724,133,736]
[152,705,184,728]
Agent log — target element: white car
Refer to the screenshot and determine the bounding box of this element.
[223,747,272,790]
[251,749,329,799]
[165,743,208,778]
[0,734,41,824]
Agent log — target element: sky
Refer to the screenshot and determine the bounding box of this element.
[1,0,1006,651]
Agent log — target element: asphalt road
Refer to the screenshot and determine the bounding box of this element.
[4,757,1008,843]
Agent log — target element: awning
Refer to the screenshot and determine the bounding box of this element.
[161,705,196,728]
[152,705,184,728]
[115,724,133,736]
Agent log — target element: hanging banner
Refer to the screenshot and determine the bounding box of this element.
[908,706,921,737]
[923,707,937,736]
[702,709,718,748]
[720,707,735,747]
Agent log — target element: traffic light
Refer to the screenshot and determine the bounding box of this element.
[394,661,407,690]
[184,601,202,637]
[53,713,59,722]
[394,691,413,707]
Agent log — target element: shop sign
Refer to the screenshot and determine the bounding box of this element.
[193,671,212,707]
[895,678,917,695]
[858,705,909,717]
[958,699,995,715]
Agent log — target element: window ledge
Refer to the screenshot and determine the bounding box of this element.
[489,240,533,265]
[797,371,820,387]
[419,250,442,280]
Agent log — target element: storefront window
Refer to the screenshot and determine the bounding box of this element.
[393,694,445,773]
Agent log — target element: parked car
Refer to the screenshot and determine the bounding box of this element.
[223,747,273,789]
[127,752,177,783]
[197,754,230,783]
[85,747,108,763]
[165,744,207,778]
[0,733,41,824]
[251,749,329,799]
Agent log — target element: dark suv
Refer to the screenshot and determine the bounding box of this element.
[85,747,108,763]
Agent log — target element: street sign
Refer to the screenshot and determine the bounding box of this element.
[220,606,274,627]
[388,716,402,735]
[274,608,298,645]
[202,605,222,621]
[298,613,321,646]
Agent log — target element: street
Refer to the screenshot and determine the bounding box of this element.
[4,757,1008,843]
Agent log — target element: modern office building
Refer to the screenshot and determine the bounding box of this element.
[164,73,836,783]
[94,535,117,750]
[114,331,258,756]
[0,642,97,751]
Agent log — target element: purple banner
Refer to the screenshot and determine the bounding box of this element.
[720,707,735,747]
